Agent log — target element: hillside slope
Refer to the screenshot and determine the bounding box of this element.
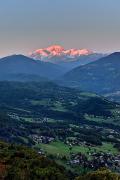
[0,55,65,80]
[61,52,120,95]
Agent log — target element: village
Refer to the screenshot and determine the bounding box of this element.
[31,134,55,144]
[7,112,120,174]
[69,152,120,173]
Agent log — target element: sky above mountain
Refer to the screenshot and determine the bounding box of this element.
[0,0,120,57]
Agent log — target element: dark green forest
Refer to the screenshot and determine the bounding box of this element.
[0,81,120,179]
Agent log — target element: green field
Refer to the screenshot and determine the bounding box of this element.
[31,99,50,106]
[52,101,67,112]
[36,141,118,157]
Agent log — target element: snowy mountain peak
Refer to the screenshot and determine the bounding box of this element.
[64,48,93,57]
[46,45,65,53]
[30,45,94,60]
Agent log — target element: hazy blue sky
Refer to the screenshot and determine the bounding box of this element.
[0,0,120,56]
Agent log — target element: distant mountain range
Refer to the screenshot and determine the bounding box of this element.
[30,45,105,70]
[0,49,104,81]
[60,52,120,101]
[1,50,120,102]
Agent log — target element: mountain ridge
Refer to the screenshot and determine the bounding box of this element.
[0,54,65,80]
[29,45,105,70]
[60,52,120,95]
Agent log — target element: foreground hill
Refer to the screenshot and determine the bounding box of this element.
[76,168,120,180]
[61,52,120,96]
[0,140,68,180]
[0,140,119,180]
[0,55,65,80]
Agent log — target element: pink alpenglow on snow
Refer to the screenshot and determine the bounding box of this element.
[30,45,93,60]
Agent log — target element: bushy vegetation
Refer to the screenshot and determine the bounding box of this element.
[0,141,68,180]
[76,168,120,180]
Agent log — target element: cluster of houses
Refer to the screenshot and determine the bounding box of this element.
[8,113,20,120]
[69,152,120,172]
[31,134,54,144]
